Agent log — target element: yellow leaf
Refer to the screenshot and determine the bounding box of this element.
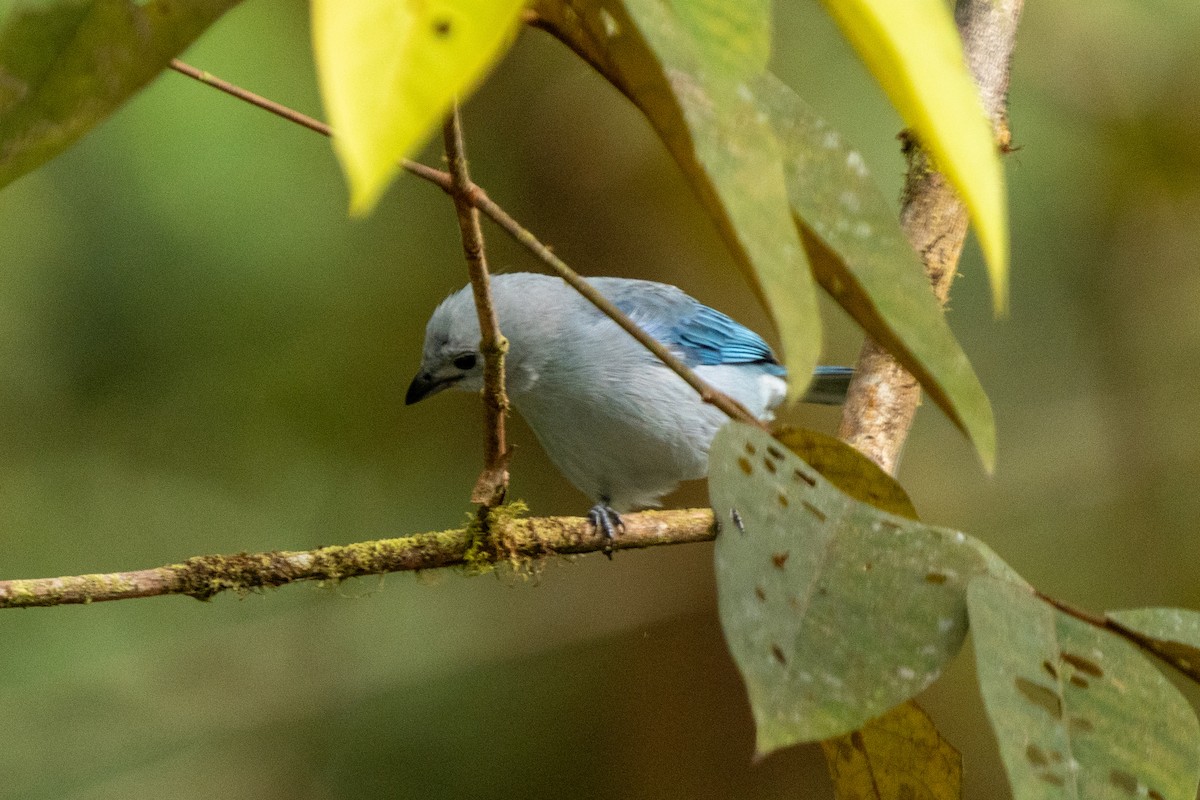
[311,0,526,214]
[821,701,962,800]
[820,0,1009,313]
[773,426,918,520]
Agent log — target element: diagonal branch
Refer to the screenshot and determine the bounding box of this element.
[0,509,715,609]
[166,60,760,427]
[442,103,511,507]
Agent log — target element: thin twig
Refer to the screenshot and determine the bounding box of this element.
[0,509,716,609]
[1035,590,1200,683]
[1034,590,1113,630]
[442,103,511,507]
[167,59,760,428]
[166,60,452,190]
[835,0,1025,475]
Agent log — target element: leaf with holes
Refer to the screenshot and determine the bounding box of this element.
[969,578,1200,800]
[709,422,1020,754]
[821,701,961,800]
[760,74,995,471]
[818,0,1008,312]
[532,0,822,399]
[1107,608,1200,684]
[777,431,960,795]
[311,0,526,213]
[0,0,241,191]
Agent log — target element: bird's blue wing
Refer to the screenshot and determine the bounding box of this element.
[612,289,785,376]
[669,305,783,370]
[597,278,854,402]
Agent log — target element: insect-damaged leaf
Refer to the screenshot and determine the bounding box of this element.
[760,75,995,472]
[311,0,526,213]
[709,422,1019,754]
[0,0,241,191]
[532,0,822,400]
[969,578,1200,800]
[1107,607,1200,684]
[818,0,1009,313]
[821,701,962,800]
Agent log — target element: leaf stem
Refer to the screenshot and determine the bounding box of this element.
[1034,590,1200,684]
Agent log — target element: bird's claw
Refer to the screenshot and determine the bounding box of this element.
[588,503,624,558]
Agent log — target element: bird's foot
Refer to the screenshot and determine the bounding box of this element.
[588,502,625,558]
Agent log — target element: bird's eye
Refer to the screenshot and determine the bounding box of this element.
[452,353,478,371]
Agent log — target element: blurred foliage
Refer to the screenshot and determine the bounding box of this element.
[0,0,241,190]
[1,0,1200,797]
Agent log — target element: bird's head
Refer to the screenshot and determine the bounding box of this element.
[405,288,486,405]
[407,275,567,405]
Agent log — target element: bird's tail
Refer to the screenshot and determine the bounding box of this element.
[803,366,854,405]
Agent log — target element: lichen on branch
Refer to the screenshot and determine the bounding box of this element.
[0,506,715,609]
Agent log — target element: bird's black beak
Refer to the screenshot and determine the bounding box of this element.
[405,371,455,405]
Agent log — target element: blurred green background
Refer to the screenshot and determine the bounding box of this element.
[3,0,1200,797]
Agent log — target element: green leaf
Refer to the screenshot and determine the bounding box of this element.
[818,0,1009,312]
[533,0,822,398]
[0,0,241,191]
[969,578,1200,800]
[709,422,1019,754]
[821,701,962,800]
[760,75,995,471]
[1107,607,1200,684]
[311,0,527,214]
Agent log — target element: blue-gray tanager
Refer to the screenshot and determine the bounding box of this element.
[406,273,850,536]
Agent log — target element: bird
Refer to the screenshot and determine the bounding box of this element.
[406,273,851,537]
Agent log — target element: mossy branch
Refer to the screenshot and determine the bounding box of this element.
[0,507,715,609]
